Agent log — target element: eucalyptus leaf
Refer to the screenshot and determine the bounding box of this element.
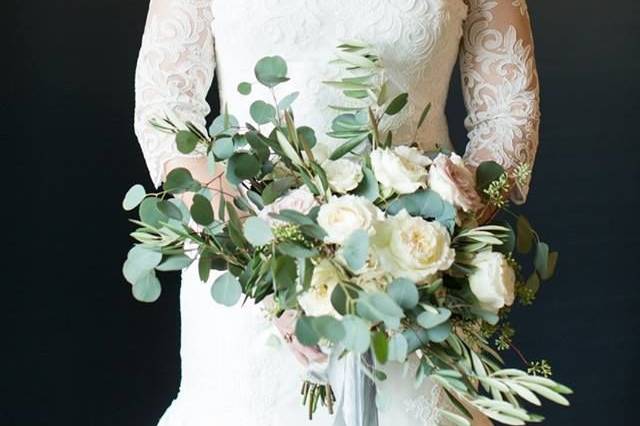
[341,315,371,353]
[342,229,369,271]
[387,278,419,310]
[211,272,242,306]
[331,283,360,316]
[254,55,289,87]
[122,184,146,211]
[164,168,201,194]
[387,189,456,233]
[157,200,183,221]
[277,242,318,258]
[476,161,505,192]
[354,168,379,201]
[122,245,162,284]
[209,113,239,136]
[243,216,274,247]
[417,307,451,329]
[237,82,252,95]
[312,315,346,344]
[156,254,193,271]
[356,292,404,330]
[426,321,452,343]
[226,152,261,184]
[213,137,234,160]
[190,193,214,226]
[132,271,162,303]
[176,130,199,154]
[261,177,295,204]
[250,100,277,125]
[295,315,320,346]
[138,197,168,228]
[388,333,409,362]
[278,91,299,111]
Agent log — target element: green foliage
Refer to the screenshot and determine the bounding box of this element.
[250,100,277,124]
[237,82,252,95]
[387,278,419,310]
[211,272,242,306]
[213,137,235,160]
[371,330,389,364]
[356,292,404,330]
[243,216,274,247]
[164,168,201,194]
[278,91,299,111]
[132,271,162,303]
[176,130,199,154]
[387,189,457,233]
[384,93,408,115]
[341,229,369,271]
[417,306,451,329]
[353,167,379,201]
[341,315,371,353]
[476,161,505,192]
[190,194,214,226]
[254,55,289,87]
[226,152,261,184]
[122,184,146,211]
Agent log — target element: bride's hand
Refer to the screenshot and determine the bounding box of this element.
[274,310,328,366]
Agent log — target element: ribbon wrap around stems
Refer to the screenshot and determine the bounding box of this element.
[305,347,379,426]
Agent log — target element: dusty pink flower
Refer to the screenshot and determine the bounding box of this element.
[428,153,483,212]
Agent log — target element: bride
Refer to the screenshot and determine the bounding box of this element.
[133,0,540,425]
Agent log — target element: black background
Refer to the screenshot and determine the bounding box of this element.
[5,1,639,425]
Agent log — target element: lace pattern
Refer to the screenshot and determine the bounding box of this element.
[460,0,540,203]
[134,0,216,188]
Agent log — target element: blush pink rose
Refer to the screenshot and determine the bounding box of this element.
[428,153,483,212]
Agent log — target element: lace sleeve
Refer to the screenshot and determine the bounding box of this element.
[460,0,540,204]
[134,0,215,188]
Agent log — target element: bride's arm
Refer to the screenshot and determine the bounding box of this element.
[460,0,541,205]
[134,0,220,203]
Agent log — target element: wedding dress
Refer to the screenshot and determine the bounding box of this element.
[133,1,540,425]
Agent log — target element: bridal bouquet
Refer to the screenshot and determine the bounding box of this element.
[123,42,571,425]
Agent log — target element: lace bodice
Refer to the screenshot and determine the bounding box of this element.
[134,1,538,425]
[134,0,540,204]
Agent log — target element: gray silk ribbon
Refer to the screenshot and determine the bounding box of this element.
[306,348,379,426]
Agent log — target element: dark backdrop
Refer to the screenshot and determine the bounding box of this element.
[5,1,639,425]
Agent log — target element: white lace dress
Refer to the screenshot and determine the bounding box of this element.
[133,1,540,425]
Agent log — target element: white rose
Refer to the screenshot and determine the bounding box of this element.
[468,251,516,314]
[428,153,482,212]
[370,146,431,194]
[371,209,455,283]
[317,195,384,245]
[258,186,318,225]
[297,259,341,317]
[351,254,393,293]
[321,158,363,194]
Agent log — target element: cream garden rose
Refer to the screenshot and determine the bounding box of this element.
[317,195,383,245]
[258,186,318,226]
[322,158,363,194]
[468,251,516,314]
[371,209,455,283]
[428,153,482,212]
[297,259,341,317]
[370,145,431,194]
